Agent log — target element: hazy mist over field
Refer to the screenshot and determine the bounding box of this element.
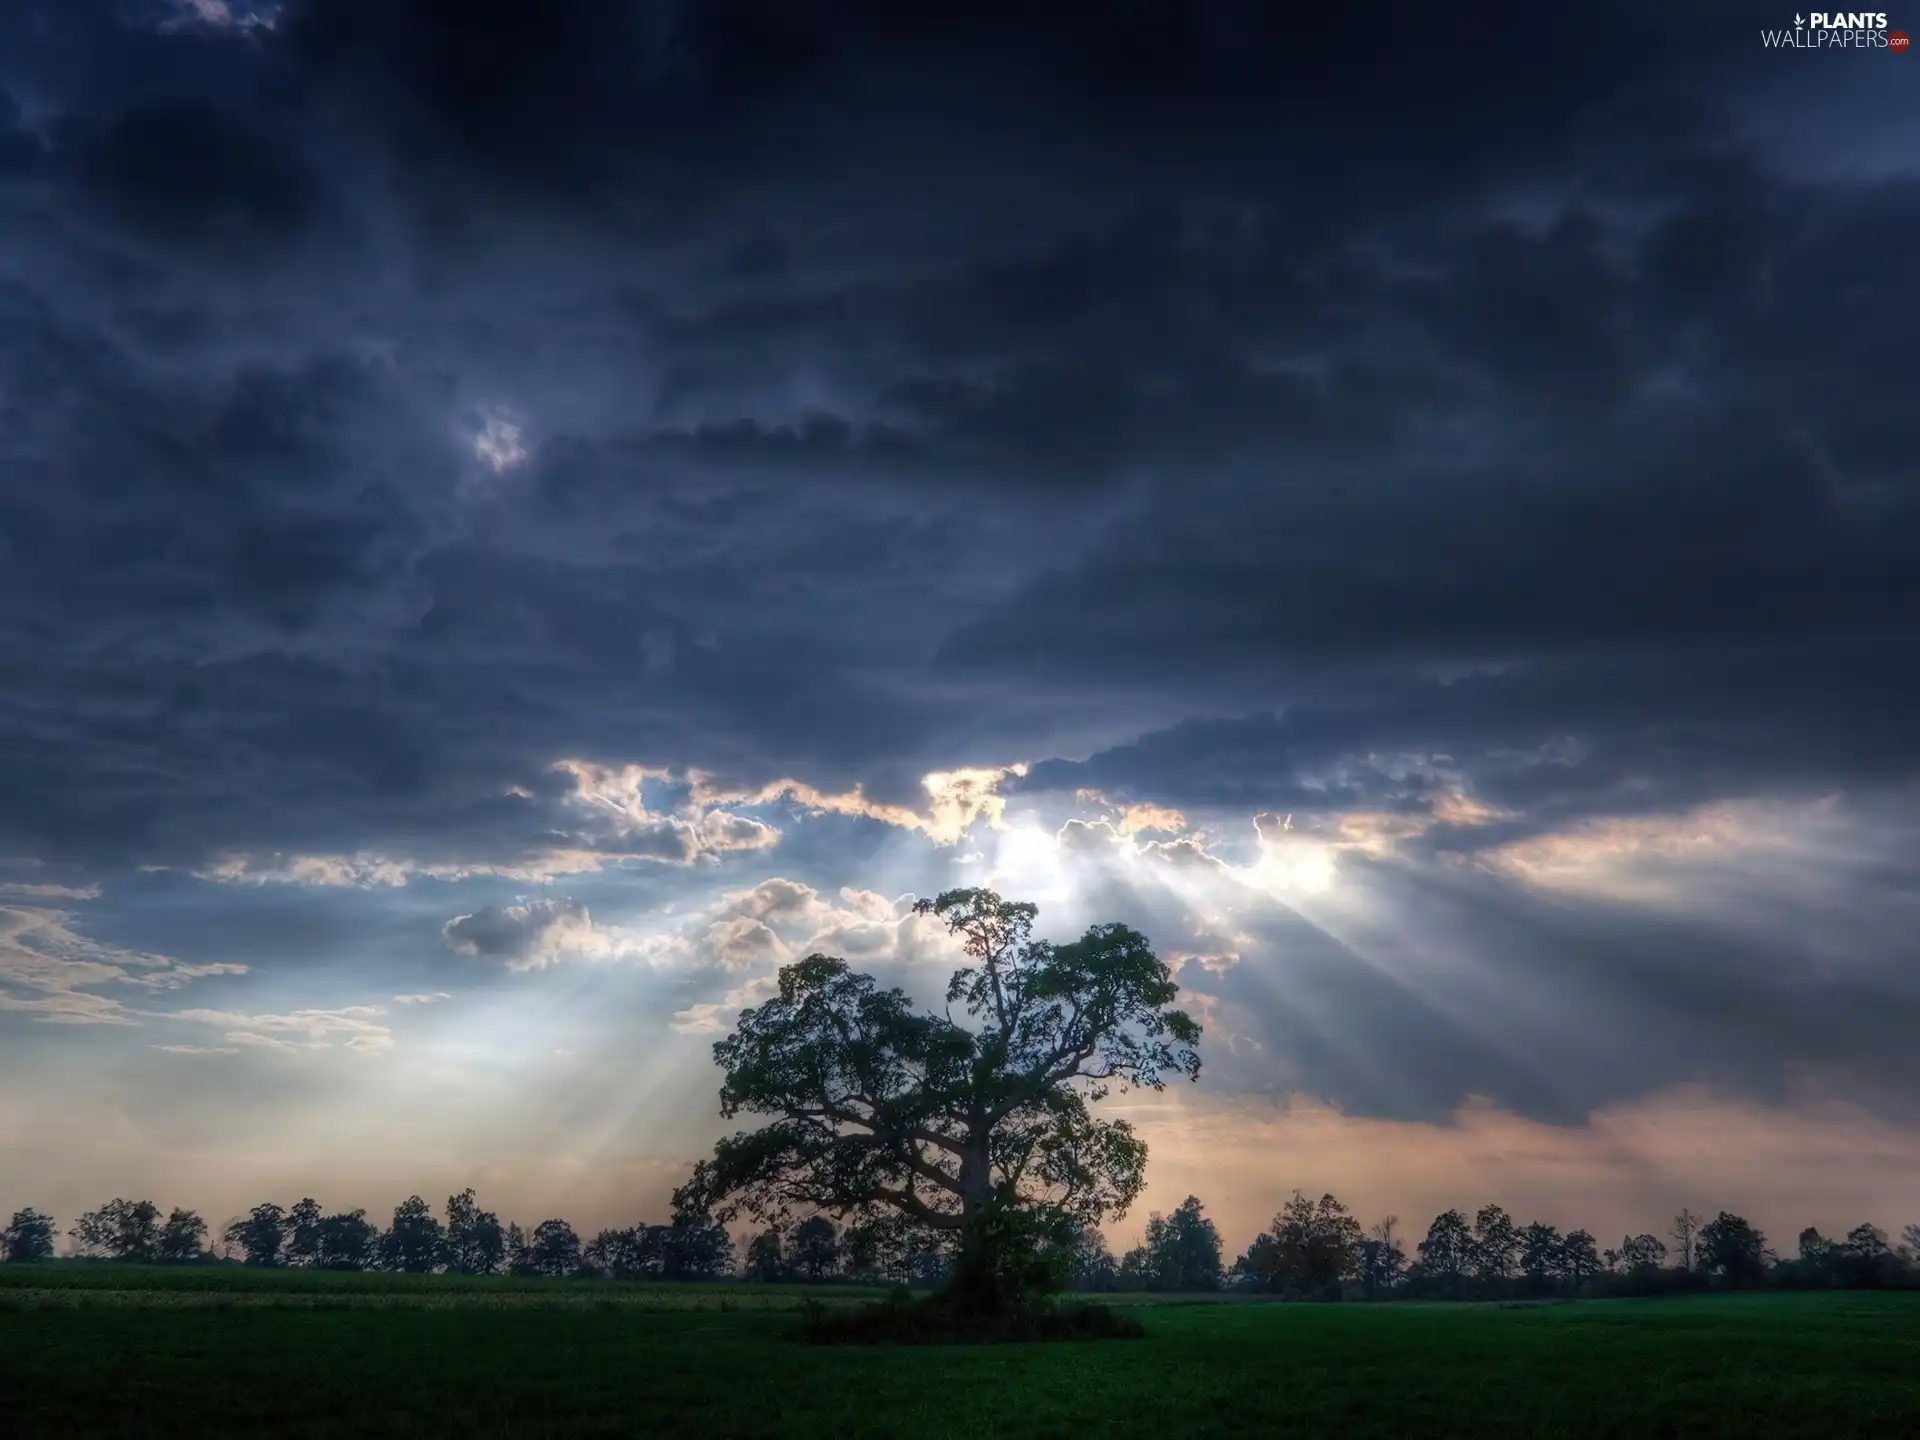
[1,0,1916,1250]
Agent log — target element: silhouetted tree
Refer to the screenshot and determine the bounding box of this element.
[661,1213,734,1279]
[4,1207,56,1262]
[1796,1225,1835,1281]
[1619,1233,1667,1273]
[1840,1223,1895,1288]
[224,1204,287,1267]
[790,1215,842,1282]
[1358,1216,1406,1298]
[286,1198,322,1267]
[71,1199,161,1261]
[1698,1211,1767,1289]
[635,1225,674,1278]
[675,890,1201,1316]
[157,1208,208,1264]
[528,1218,581,1277]
[1415,1209,1473,1297]
[1903,1223,1920,1260]
[505,1222,537,1277]
[1471,1205,1520,1287]
[1243,1191,1360,1299]
[1140,1195,1222,1291]
[842,1215,949,1289]
[591,1220,724,1280]
[315,1210,377,1270]
[1560,1229,1602,1288]
[839,1218,887,1285]
[1670,1208,1701,1273]
[1073,1228,1119,1292]
[584,1227,642,1280]
[444,1189,506,1276]
[744,1227,785,1283]
[380,1195,444,1273]
[1519,1222,1563,1294]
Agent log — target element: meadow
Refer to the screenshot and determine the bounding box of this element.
[4,1265,1919,1437]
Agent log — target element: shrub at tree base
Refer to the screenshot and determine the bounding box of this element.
[798,1287,1144,1345]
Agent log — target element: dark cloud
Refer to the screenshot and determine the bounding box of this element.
[1196,857,1920,1126]
[0,0,1913,1144]
[1030,799,1920,1127]
[85,98,319,246]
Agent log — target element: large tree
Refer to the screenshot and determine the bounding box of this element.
[1242,1191,1361,1299]
[1471,1204,1520,1285]
[675,889,1201,1313]
[789,1216,843,1283]
[1670,1207,1702,1273]
[157,1208,209,1264]
[1698,1211,1768,1289]
[1560,1228,1603,1287]
[1619,1233,1668,1274]
[380,1195,445,1274]
[528,1218,582,1277]
[286,1199,323,1268]
[444,1189,506,1276]
[224,1203,287,1268]
[1140,1194,1224,1292]
[1358,1216,1406,1297]
[1415,1209,1474,1297]
[71,1199,161,1261]
[4,1207,56,1263]
[315,1210,378,1271]
[743,1227,785,1283]
[1519,1221,1564,1294]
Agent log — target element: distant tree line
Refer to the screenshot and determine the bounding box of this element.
[0,1192,733,1281]
[1193,1195,1919,1300]
[1054,1195,1920,1300]
[10,1191,1919,1299]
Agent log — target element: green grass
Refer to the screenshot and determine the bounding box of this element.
[0,1261,870,1308]
[4,1268,1919,1437]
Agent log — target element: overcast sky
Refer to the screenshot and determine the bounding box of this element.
[2,0,1916,1254]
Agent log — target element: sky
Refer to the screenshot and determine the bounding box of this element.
[2,0,1917,1256]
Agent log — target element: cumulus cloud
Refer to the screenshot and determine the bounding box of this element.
[671,974,781,1036]
[441,896,689,971]
[701,915,790,971]
[226,764,1009,895]
[442,898,598,970]
[446,876,954,987]
[1076,790,1187,835]
[192,765,786,889]
[690,766,1028,847]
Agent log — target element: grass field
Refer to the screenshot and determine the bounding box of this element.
[4,1266,1919,1437]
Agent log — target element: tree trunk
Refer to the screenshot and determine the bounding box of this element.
[945,1135,995,1316]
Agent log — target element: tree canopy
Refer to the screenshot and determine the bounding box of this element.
[1239,1191,1362,1298]
[675,888,1201,1311]
[4,1208,56,1263]
[70,1199,161,1262]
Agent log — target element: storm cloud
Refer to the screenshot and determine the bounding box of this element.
[1,0,1914,1245]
